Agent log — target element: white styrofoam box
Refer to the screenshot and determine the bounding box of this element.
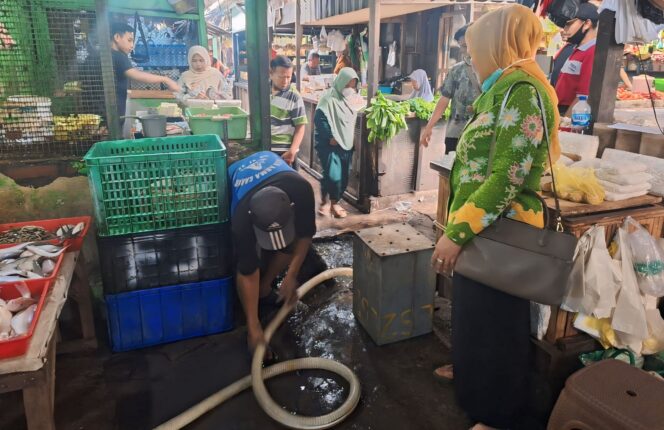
[559,131,600,161]
[602,148,664,197]
[183,99,242,108]
[213,100,242,108]
[632,74,656,94]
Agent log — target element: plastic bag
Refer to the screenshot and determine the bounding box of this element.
[387,41,396,67]
[612,227,650,344]
[624,217,664,297]
[613,0,662,44]
[642,309,664,355]
[553,164,605,205]
[574,313,619,349]
[562,225,621,317]
[579,348,644,369]
[319,26,328,46]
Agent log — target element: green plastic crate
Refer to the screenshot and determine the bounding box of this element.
[84,135,228,237]
[185,107,249,140]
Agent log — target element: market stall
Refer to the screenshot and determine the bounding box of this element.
[0,0,209,159]
[299,90,444,211]
[0,218,95,430]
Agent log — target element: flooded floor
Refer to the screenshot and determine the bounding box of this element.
[0,236,473,430]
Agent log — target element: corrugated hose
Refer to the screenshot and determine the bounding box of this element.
[154,267,360,430]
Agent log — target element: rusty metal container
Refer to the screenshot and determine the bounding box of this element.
[353,223,437,345]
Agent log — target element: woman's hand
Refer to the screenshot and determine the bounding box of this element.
[431,235,462,276]
[330,138,338,146]
[419,126,432,147]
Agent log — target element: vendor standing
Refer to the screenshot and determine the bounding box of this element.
[300,51,322,81]
[110,23,180,119]
[420,25,480,153]
[270,55,308,167]
[314,68,359,219]
[554,2,598,116]
[228,151,316,361]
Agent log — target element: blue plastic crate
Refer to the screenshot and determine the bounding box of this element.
[106,277,234,352]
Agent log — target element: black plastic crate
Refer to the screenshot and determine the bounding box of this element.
[98,223,233,294]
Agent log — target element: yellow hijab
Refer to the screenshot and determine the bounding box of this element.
[466,4,560,163]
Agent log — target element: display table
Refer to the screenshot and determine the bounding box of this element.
[303,95,442,213]
[0,251,97,430]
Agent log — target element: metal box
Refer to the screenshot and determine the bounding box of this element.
[353,223,437,345]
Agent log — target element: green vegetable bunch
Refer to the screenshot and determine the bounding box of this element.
[406,95,444,121]
[366,92,409,143]
[407,97,436,121]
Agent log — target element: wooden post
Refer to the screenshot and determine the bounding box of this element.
[367,0,381,108]
[399,16,407,76]
[295,0,302,92]
[96,0,120,140]
[197,0,207,46]
[589,10,622,124]
[246,0,272,150]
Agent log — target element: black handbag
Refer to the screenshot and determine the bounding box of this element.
[131,12,150,64]
[454,82,578,305]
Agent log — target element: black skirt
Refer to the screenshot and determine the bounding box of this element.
[452,274,531,429]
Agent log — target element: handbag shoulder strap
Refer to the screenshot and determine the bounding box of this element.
[485,81,564,232]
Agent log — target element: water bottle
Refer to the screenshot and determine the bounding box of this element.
[571,95,592,134]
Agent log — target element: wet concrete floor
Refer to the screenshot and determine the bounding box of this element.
[0,236,471,430]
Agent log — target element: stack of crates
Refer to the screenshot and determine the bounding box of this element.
[84,135,235,352]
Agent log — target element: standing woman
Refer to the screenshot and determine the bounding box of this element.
[431,5,560,430]
[178,45,226,100]
[314,67,359,219]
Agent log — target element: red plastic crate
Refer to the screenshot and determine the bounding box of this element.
[0,280,50,359]
[0,216,91,251]
[0,249,65,297]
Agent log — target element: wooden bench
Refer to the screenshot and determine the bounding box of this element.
[0,251,97,430]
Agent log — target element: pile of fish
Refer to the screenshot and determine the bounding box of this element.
[0,283,37,340]
[0,243,66,283]
[0,226,54,244]
[0,221,85,245]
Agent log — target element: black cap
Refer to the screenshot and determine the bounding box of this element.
[248,186,295,251]
[574,3,599,25]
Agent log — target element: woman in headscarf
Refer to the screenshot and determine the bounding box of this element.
[178,45,226,100]
[314,68,359,219]
[430,5,560,430]
[407,69,434,102]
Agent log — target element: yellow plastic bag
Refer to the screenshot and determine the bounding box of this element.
[553,164,606,205]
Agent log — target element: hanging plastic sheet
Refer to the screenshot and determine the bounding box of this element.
[601,0,664,44]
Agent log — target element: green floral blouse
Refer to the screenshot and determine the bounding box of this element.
[445,70,556,247]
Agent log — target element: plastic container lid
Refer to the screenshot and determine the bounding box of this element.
[578,95,588,101]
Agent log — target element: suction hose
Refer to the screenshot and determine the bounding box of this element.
[154,267,359,430]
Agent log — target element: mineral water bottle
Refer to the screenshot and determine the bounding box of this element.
[571,95,592,134]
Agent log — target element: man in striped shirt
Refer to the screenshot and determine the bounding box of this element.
[269,55,308,167]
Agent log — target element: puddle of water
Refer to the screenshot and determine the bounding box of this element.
[313,235,354,269]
